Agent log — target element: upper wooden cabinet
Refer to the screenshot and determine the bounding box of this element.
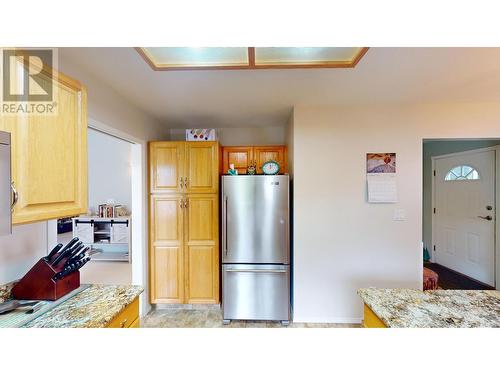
[185,142,219,194]
[150,141,219,194]
[253,146,287,174]
[222,146,253,175]
[221,145,287,174]
[0,70,88,224]
[150,142,184,194]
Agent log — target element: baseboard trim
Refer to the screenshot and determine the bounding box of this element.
[292,316,363,324]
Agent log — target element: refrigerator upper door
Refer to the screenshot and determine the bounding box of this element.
[0,132,11,236]
[222,175,289,264]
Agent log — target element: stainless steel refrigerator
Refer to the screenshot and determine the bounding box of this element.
[222,175,290,325]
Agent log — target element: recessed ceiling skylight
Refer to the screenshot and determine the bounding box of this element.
[136,47,368,71]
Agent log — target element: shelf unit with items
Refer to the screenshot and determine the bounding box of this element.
[72,217,131,262]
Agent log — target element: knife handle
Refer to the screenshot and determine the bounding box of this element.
[52,241,82,266]
[45,243,63,262]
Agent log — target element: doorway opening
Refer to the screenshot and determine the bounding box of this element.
[423,139,500,290]
[47,119,145,293]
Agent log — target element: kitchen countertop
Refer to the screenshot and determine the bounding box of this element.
[358,288,500,328]
[22,285,143,328]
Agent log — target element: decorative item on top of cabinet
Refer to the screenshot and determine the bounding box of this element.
[149,141,220,305]
[0,66,88,224]
[221,145,287,174]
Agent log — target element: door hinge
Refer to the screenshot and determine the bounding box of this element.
[433,207,436,214]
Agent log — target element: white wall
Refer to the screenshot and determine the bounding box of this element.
[88,128,132,214]
[0,223,47,284]
[168,126,286,145]
[291,103,500,323]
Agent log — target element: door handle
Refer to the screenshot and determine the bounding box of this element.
[224,196,228,257]
[478,215,493,221]
[180,177,184,189]
[225,269,287,273]
[10,181,18,212]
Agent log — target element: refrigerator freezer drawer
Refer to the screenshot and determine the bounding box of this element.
[223,264,290,321]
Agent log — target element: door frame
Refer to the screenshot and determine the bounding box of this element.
[431,145,500,289]
[46,117,151,316]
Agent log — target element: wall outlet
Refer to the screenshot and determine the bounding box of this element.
[393,209,406,221]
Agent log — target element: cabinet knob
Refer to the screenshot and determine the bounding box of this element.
[120,318,128,328]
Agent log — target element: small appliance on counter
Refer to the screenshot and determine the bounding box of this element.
[12,237,92,301]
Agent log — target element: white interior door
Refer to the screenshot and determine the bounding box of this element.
[434,149,495,286]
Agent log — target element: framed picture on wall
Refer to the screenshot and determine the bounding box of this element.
[367,153,396,174]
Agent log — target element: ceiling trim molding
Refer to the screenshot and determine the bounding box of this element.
[134,47,369,71]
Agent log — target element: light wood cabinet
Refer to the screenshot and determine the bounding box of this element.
[253,146,286,174]
[222,146,253,175]
[149,141,219,305]
[150,195,184,303]
[185,142,218,194]
[221,145,287,174]
[107,297,140,328]
[363,304,387,328]
[185,194,219,303]
[150,141,218,194]
[0,70,88,224]
[149,142,184,194]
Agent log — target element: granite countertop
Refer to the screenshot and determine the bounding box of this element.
[358,288,500,328]
[23,285,143,328]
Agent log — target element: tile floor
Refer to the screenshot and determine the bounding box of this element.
[141,307,361,328]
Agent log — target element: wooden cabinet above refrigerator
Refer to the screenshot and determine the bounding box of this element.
[221,145,287,175]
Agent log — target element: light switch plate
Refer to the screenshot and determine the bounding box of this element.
[393,209,406,221]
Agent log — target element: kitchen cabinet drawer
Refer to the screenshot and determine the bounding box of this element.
[107,297,139,328]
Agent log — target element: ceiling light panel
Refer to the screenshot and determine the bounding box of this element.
[141,47,249,68]
[254,47,364,65]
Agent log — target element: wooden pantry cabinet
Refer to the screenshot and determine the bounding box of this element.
[221,145,287,175]
[0,66,88,224]
[150,141,219,194]
[149,141,219,304]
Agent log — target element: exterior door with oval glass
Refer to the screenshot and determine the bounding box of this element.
[434,148,495,286]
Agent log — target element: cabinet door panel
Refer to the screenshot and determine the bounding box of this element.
[185,195,219,303]
[150,142,184,194]
[254,146,287,174]
[5,71,87,224]
[222,146,253,175]
[185,142,218,193]
[152,246,184,303]
[150,195,184,303]
[186,245,216,303]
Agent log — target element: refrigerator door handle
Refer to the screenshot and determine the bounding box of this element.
[223,195,228,257]
[225,269,287,273]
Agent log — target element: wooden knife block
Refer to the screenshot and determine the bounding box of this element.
[12,258,80,301]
